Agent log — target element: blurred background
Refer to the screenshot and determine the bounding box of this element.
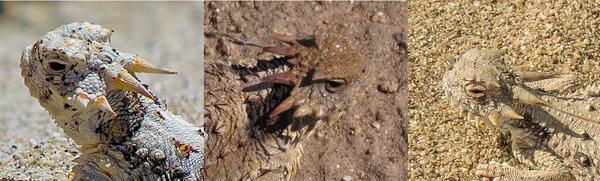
[0,2,203,179]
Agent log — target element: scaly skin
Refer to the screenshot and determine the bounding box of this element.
[20,22,204,180]
[443,49,600,180]
[203,26,366,180]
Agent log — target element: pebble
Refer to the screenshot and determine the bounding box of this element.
[377,79,399,93]
[371,122,381,129]
[342,175,353,181]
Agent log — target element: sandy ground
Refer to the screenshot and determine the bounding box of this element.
[0,2,203,180]
[204,1,407,180]
[409,1,600,180]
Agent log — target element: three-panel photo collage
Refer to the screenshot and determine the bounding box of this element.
[1,1,599,180]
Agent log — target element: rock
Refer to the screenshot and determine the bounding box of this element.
[342,175,353,181]
[378,79,398,93]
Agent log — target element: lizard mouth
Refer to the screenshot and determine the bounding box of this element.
[234,57,309,133]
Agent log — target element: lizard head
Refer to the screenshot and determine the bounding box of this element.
[20,22,176,120]
[251,27,366,126]
[443,49,556,126]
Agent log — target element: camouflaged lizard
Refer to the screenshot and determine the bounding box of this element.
[203,26,366,180]
[443,49,600,180]
[20,22,204,180]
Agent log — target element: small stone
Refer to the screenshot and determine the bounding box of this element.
[342,175,353,181]
[371,11,388,23]
[378,80,398,93]
[371,122,381,129]
[375,110,388,122]
[316,130,325,138]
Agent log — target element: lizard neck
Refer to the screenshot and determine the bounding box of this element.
[50,90,156,149]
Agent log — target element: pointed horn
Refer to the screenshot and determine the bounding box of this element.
[127,57,177,74]
[270,96,296,118]
[262,71,296,86]
[512,86,600,124]
[110,71,155,100]
[488,110,500,126]
[500,105,524,120]
[94,96,116,116]
[263,45,296,56]
[517,71,564,82]
[293,105,313,118]
[271,33,298,44]
[75,93,91,107]
[512,86,548,106]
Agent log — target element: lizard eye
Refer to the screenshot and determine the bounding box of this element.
[465,83,486,98]
[45,59,68,74]
[325,79,347,94]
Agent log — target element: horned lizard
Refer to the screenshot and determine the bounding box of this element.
[20,22,204,180]
[443,49,600,180]
[203,26,366,180]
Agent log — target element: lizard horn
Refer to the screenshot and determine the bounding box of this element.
[261,71,296,86]
[513,86,600,124]
[500,105,524,120]
[94,96,116,116]
[292,104,313,118]
[516,70,565,82]
[513,86,548,106]
[74,92,91,108]
[125,57,177,74]
[103,66,155,100]
[487,110,500,126]
[270,96,296,118]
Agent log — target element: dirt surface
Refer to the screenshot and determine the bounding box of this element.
[0,2,203,180]
[409,1,600,180]
[204,2,407,180]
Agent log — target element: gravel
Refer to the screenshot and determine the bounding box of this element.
[409,1,600,180]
